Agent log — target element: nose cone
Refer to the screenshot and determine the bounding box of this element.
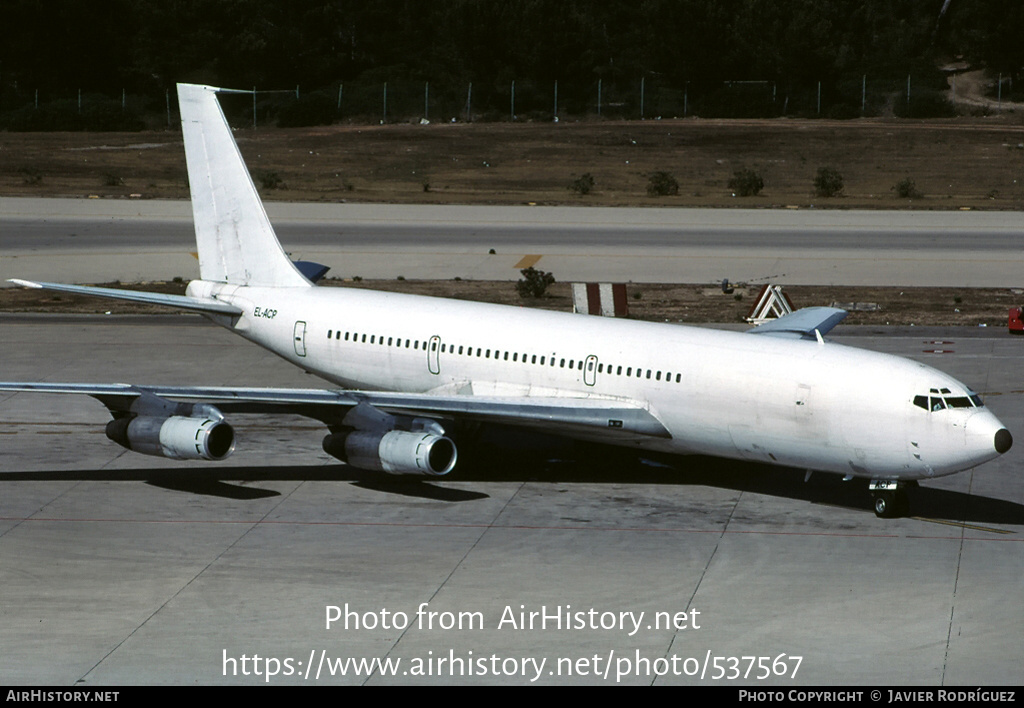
[995,428,1013,455]
[963,411,1012,469]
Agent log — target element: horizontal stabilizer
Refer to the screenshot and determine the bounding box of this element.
[747,306,847,339]
[7,279,243,316]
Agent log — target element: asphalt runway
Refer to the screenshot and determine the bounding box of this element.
[0,314,1021,685]
[2,197,1023,285]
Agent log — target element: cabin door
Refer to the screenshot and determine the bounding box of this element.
[293,321,307,357]
[427,335,441,375]
[584,355,598,386]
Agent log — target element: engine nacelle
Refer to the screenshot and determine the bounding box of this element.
[323,429,457,476]
[106,415,235,461]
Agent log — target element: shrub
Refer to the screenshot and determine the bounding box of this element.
[257,171,283,190]
[516,267,555,298]
[647,171,679,197]
[813,167,844,197]
[728,169,764,196]
[894,178,922,199]
[570,173,595,195]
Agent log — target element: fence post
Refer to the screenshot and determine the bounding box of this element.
[862,75,866,114]
[597,78,602,116]
[640,76,645,120]
[466,82,472,122]
[424,81,429,120]
[511,80,515,121]
[383,82,388,123]
[553,80,558,121]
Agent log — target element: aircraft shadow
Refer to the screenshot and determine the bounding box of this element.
[1,449,1020,526]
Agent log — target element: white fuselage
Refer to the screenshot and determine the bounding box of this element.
[192,281,1007,481]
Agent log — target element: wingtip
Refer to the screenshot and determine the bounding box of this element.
[8,278,42,289]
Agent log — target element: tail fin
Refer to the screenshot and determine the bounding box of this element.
[177,84,311,288]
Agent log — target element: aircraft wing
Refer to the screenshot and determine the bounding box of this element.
[747,306,847,340]
[0,382,670,442]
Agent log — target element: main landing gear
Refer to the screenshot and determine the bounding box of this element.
[869,479,916,518]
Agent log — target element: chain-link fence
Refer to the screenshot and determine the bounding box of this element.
[0,73,974,131]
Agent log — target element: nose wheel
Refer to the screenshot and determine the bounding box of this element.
[869,480,911,518]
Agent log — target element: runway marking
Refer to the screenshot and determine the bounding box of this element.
[908,517,1014,534]
[514,255,543,268]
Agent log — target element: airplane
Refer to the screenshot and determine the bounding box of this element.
[0,83,1012,518]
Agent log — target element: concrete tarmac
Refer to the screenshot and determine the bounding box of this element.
[0,314,1021,685]
[2,197,1023,286]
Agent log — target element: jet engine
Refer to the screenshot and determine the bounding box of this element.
[322,429,457,476]
[106,414,235,461]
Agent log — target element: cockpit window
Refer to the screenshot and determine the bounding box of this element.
[914,388,984,411]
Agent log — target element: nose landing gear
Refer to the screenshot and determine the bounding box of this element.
[869,480,914,518]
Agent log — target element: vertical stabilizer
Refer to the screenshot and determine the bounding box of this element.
[177,84,311,288]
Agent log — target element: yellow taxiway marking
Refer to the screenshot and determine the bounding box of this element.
[514,254,543,269]
[912,517,1014,534]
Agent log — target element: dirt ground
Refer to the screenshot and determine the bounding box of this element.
[3,117,1022,322]
[2,116,1024,209]
[4,279,1019,328]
